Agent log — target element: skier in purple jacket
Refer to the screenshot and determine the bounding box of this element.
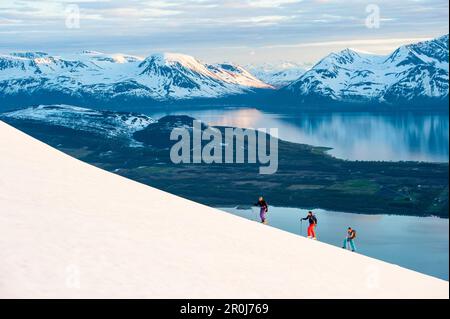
[254,197,269,224]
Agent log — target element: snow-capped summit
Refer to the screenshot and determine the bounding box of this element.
[285,35,449,103]
[389,34,449,66]
[327,48,364,65]
[0,52,92,84]
[140,53,212,75]
[77,51,143,64]
[136,53,220,97]
[247,61,307,88]
[9,51,49,59]
[137,53,271,98]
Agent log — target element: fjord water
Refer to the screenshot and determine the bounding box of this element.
[149,106,449,280]
[221,207,449,280]
[149,108,449,162]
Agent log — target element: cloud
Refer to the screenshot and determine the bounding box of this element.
[262,37,434,49]
[246,0,303,8]
[96,7,182,19]
[228,15,296,26]
[0,0,447,64]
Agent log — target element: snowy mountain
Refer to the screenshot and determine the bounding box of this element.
[0,35,448,109]
[247,62,307,88]
[0,51,272,107]
[1,105,154,145]
[284,35,449,104]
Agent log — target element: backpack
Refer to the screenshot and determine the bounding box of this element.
[313,215,318,225]
[352,230,357,239]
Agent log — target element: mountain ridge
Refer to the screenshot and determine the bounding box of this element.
[284,35,449,104]
[0,50,271,104]
[0,34,448,110]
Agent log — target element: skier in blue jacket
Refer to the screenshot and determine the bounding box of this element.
[343,227,357,252]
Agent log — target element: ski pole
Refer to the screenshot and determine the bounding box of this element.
[300,219,303,236]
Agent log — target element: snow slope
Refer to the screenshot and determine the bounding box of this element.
[0,121,448,299]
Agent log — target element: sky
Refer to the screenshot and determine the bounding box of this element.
[0,0,448,65]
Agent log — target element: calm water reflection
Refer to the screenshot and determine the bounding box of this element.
[221,207,449,280]
[150,108,449,162]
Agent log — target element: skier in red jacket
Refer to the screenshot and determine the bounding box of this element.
[302,211,318,240]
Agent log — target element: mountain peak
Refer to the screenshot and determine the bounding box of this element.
[80,50,105,56]
[333,48,363,63]
[393,35,450,65]
[77,51,142,64]
[146,52,203,67]
[310,48,363,69]
[338,48,360,57]
[9,51,49,59]
[436,34,449,43]
[246,62,306,88]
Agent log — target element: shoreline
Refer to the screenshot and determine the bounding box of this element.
[219,205,450,281]
[217,204,450,219]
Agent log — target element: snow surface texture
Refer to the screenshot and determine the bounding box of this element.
[285,35,449,102]
[0,121,448,299]
[0,51,272,101]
